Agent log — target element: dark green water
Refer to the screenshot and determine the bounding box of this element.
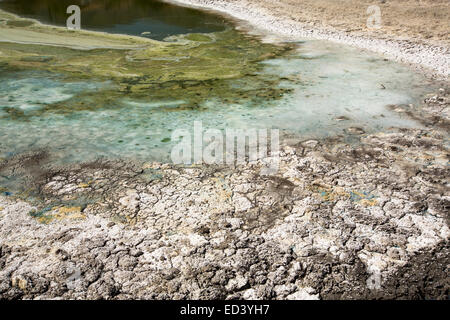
[0,0,227,40]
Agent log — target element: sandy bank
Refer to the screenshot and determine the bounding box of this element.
[166,0,449,79]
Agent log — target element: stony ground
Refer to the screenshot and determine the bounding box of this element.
[0,87,448,300]
[227,0,450,45]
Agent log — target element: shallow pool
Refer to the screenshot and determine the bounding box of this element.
[0,1,437,165]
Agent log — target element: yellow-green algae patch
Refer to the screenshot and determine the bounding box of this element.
[0,9,297,118]
[0,9,155,49]
[308,184,378,207]
[184,33,214,42]
[28,206,85,224]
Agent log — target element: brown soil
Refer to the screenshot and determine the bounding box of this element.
[241,0,449,45]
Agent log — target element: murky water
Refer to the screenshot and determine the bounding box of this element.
[0,0,436,166]
[0,0,227,40]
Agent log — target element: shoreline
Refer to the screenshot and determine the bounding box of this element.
[165,0,449,80]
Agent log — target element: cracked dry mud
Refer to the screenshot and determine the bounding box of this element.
[0,88,448,300]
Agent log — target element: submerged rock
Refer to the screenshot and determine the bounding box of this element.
[333,115,350,121]
[345,127,365,135]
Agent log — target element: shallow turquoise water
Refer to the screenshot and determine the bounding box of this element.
[0,39,435,164]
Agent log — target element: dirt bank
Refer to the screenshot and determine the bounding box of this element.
[168,0,449,79]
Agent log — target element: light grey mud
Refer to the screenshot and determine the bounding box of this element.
[0,87,448,300]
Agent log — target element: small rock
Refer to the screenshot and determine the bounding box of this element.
[232,194,253,212]
[188,233,208,247]
[345,127,365,135]
[119,189,140,212]
[225,275,249,292]
[334,115,350,121]
[286,287,319,300]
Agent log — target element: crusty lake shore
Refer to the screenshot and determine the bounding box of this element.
[0,1,449,300]
[167,0,449,79]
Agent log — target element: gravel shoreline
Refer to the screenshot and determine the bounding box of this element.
[166,0,449,80]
